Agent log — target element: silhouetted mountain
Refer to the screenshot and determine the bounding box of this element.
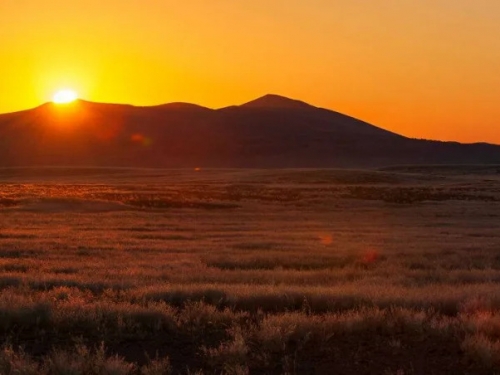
[0,95,499,168]
[150,102,212,111]
[241,94,312,109]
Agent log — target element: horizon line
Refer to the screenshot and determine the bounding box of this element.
[1,93,310,114]
[1,94,498,147]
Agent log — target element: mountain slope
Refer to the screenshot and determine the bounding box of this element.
[0,95,499,168]
[241,94,313,109]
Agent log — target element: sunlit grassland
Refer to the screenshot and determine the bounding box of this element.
[0,167,500,374]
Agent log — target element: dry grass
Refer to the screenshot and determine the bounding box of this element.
[1,167,500,374]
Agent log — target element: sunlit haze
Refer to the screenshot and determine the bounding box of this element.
[53,89,78,104]
[1,1,499,143]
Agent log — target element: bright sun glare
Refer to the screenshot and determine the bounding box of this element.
[53,89,78,104]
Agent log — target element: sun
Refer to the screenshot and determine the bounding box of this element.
[53,89,78,104]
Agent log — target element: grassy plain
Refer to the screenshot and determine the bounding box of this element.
[0,167,500,374]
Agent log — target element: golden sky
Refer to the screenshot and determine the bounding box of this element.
[1,0,499,143]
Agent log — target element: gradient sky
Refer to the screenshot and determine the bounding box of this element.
[1,1,499,143]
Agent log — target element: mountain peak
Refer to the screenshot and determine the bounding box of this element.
[152,102,211,111]
[241,94,313,109]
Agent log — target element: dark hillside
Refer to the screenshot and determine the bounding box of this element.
[1,95,499,167]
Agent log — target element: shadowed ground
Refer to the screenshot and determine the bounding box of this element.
[0,167,500,374]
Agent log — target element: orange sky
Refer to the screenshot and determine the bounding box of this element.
[1,1,499,143]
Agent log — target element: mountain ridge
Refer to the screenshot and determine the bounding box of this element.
[0,94,499,168]
[240,94,314,110]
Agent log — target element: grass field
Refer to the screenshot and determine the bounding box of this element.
[1,167,500,374]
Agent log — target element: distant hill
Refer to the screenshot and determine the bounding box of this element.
[0,95,499,168]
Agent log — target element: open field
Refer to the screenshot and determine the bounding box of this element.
[1,167,500,374]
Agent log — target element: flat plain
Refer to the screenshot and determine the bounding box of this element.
[1,167,500,375]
